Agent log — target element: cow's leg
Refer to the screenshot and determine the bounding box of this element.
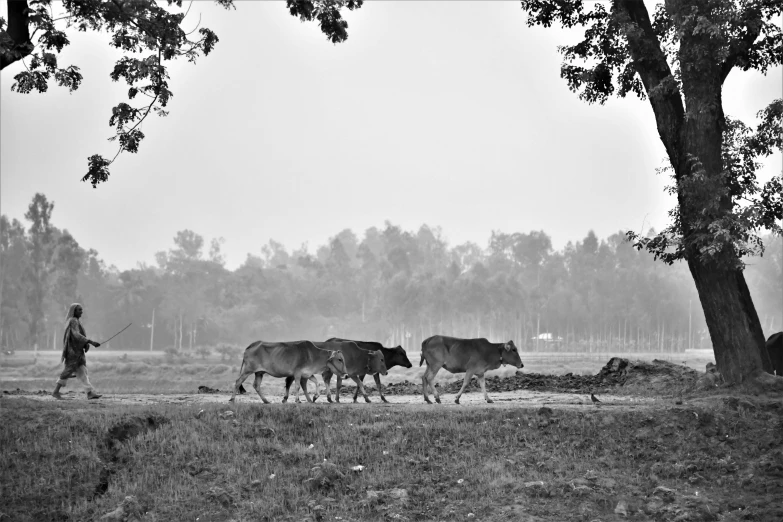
[335,375,343,403]
[352,375,362,402]
[422,365,441,404]
[322,370,334,403]
[374,373,388,403]
[430,367,443,404]
[308,376,320,403]
[454,370,475,405]
[421,372,430,404]
[289,376,314,403]
[352,376,371,403]
[253,372,271,404]
[300,373,315,403]
[229,366,254,402]
[284,376,295,403]
[300,376,313,403]
[286,374,303,404]
[478,374,493,404]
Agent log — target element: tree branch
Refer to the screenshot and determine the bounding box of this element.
[720,22,762,84]
[614,0,685,171]
[0,0,33,70]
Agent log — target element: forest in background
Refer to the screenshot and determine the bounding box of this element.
[1,193,781,355]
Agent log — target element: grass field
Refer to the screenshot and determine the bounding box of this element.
[2,391,781,522]
[4,348,782,521]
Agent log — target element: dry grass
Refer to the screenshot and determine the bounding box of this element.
[2,393,781,521]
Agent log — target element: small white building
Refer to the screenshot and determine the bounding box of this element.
[531,333,564,343]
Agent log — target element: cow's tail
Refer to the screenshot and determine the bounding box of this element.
[234,359,246,389]
[419,338,428,367]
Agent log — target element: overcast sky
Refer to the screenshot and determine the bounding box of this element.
[1,1,780,271]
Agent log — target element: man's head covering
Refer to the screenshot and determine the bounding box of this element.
[65,303,81,324]
[62,303,82,361]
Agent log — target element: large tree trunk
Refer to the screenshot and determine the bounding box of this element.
[689,260,772,381]
[1,0,33,70]
[677,49,771,381]
[615,0,776,385]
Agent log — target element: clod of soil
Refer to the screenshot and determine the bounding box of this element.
[95,415,168,498]
[305,462,347,491]
[3,388,50,396]
[106,415,167,452]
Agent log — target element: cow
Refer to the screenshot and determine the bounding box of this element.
[326,337,413,403]
[315,340,388,403]
[229,340,348,403]
[767,332,783,376]
[420,335,524,404]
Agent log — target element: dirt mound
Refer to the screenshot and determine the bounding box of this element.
[595,357,700,388]
[499,357,699,395]
[106,414,167,450]
[383,381,421,395]
[378,358,701,397]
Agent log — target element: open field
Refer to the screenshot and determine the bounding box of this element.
[0,348,717,396]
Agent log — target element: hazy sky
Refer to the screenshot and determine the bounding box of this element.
[1,1,780,271]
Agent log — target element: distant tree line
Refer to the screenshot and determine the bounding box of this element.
[1,193,780,354]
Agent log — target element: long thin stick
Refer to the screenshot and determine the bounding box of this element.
[99,323,133,344]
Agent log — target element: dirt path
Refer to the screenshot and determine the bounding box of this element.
[7,388,661,411]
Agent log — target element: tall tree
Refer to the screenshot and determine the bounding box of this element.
[51,230,86,312]
[0,0,364,185]
[0,216,31,346]
[520,0,782,384]
[23,193,55,347]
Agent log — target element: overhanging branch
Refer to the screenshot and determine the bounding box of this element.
[720,22,761,83]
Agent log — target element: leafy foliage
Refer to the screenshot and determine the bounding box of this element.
[521,1,782,270]
[627,101,783,265]
[1,0,363,186]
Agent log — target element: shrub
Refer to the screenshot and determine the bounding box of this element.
[183,365,204,376]
[215,343,241,362]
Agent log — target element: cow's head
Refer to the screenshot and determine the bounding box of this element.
[386,345,413,369]
[367,350,388,376]
[501,340,524,369]
[327,351,349,378]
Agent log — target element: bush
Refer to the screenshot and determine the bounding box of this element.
[163,346,180,362]
[183,365,204,375]
[215,343,241,362]
[210,365,232,375]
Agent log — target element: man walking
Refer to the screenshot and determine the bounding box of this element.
[52,303,102,400]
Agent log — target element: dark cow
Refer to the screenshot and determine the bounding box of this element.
[326,337,413,403]
[315,341,387,403]
[229,340,348,403]
[767,332,783,376]
[420,335,524,404]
